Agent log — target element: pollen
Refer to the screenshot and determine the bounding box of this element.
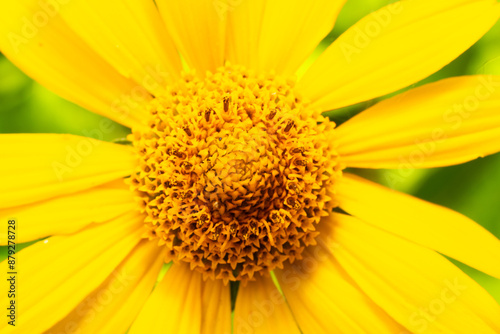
[129,64,342,284]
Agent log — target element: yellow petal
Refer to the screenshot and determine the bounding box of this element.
[0,211,145,333]
[227,0,345,76]
[297,0,500,111]
[156,0,225,74]
[226,0,266,70]
[336,75,500,168]
[202,278,231,334]
[58,0,182,96]
[0,1,152,129]
[47,240,164,334]
[234,276,300,334]
[275,250,403,333]
[326,213,500,334]
[129,263,202,334]
[0,134,137,209]
[0,180,136,245]
[336,173,500,280]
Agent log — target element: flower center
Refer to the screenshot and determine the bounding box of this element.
[129,64,341,284]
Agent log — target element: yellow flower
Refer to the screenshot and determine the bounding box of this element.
[1,0,500,333]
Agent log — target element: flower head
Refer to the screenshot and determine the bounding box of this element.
[131,64,340,283]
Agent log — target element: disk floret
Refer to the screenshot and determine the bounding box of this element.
[129,64,341,283]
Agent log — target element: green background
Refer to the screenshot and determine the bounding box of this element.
[1,0,499,303]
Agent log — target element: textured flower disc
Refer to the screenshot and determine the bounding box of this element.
[129,64,342,284]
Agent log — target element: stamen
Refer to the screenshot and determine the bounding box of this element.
[223,96,231,113]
